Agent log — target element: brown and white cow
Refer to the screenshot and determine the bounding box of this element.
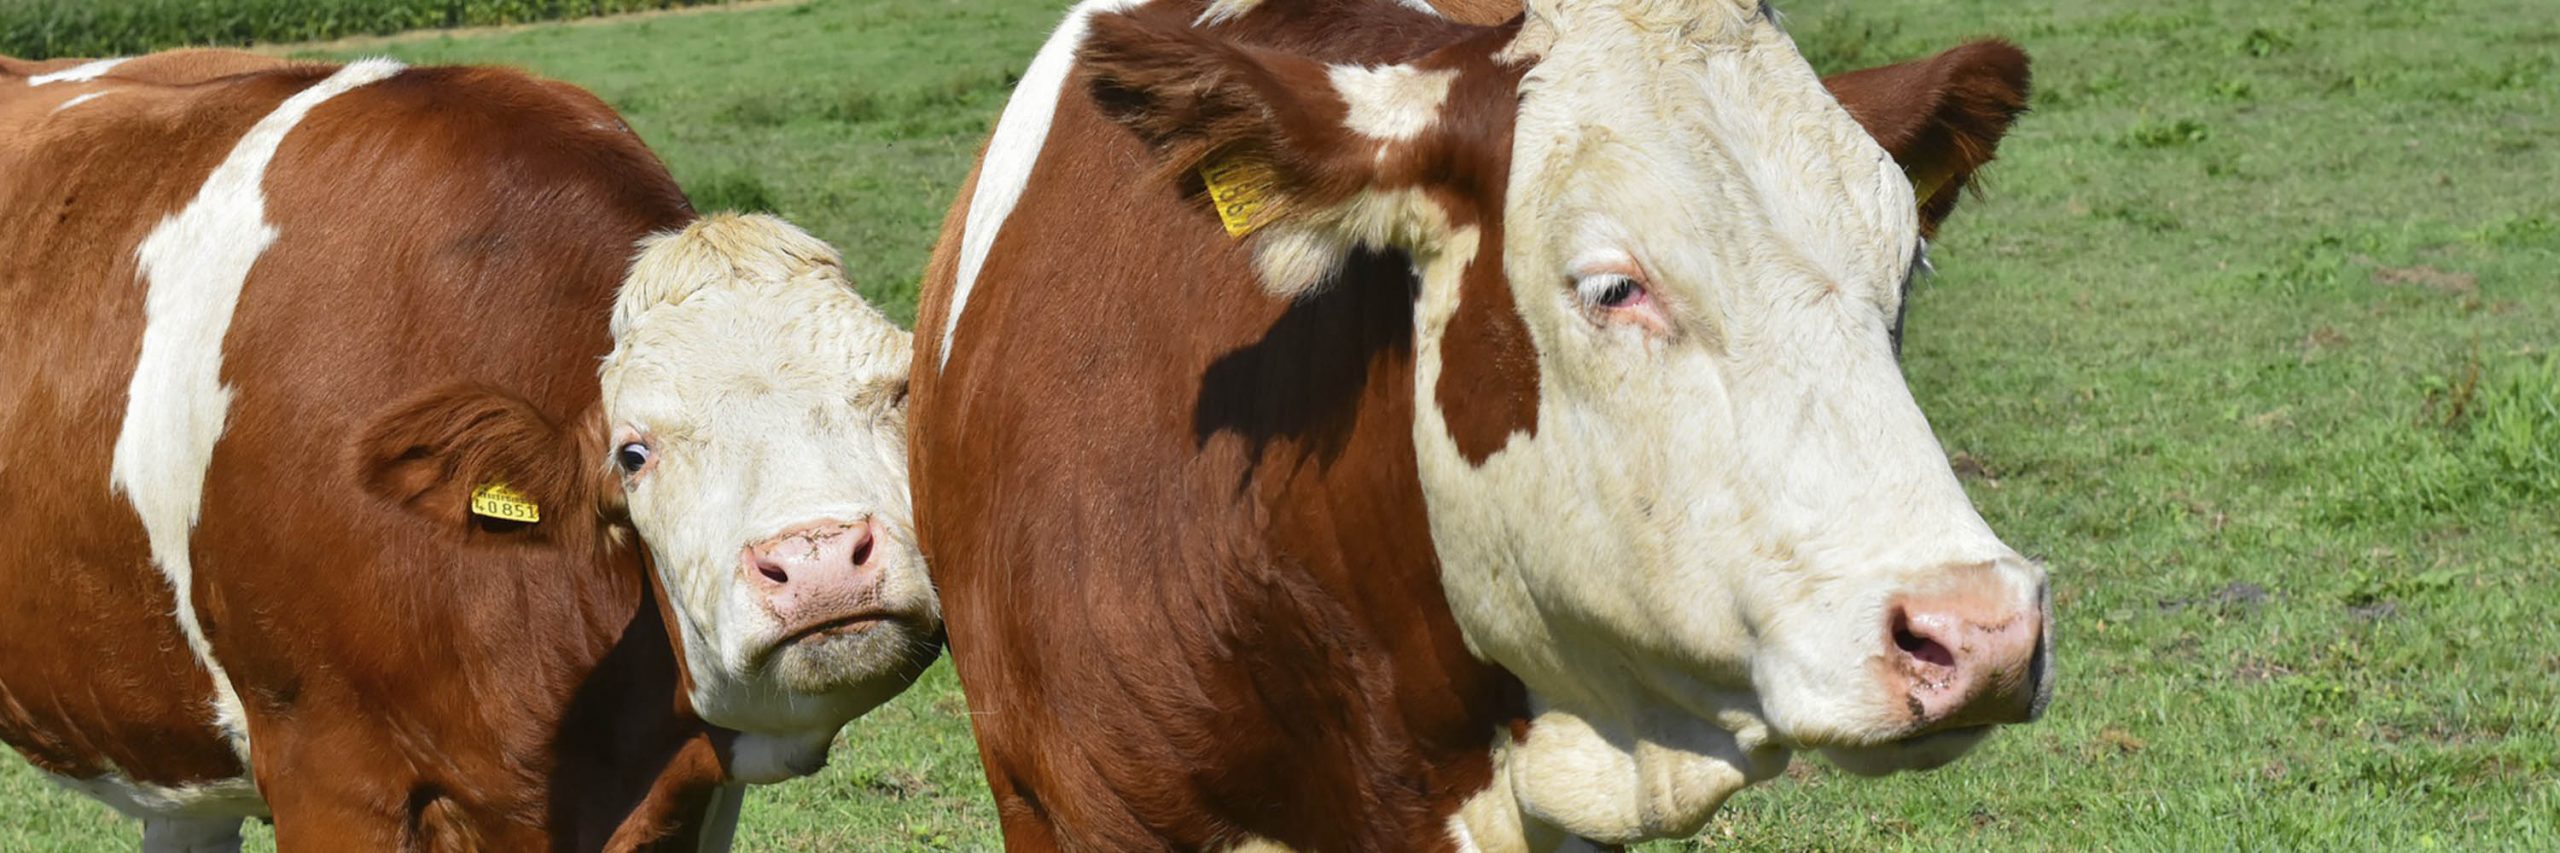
[911,0,2045,848]
[0,51,935,849]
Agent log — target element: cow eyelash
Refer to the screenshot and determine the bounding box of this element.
[1575,273,1648,310]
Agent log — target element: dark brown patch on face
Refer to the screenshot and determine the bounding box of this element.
[1419,47,1539,467]
[1434,228,1540,465]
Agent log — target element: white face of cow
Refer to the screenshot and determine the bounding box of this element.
[1409,0,2050,840]
[600,214,939,750]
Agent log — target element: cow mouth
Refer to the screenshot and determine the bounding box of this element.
[753,605,942,698]
[1895,724,1992,750]
[775,610,899,648]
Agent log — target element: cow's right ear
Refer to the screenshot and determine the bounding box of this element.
[351,383,596,532]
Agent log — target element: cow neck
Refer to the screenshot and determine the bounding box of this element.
[924,9,1538,853]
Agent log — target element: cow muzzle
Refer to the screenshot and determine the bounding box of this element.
[741,519,893,646]
[1884,565,2051,736]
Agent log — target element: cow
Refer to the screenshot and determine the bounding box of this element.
[909,0,2047,848]
[0,51,936,850]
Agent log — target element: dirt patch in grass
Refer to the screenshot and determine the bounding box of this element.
[2372,264,2479,295]
[2159,581,2269,614]
[1949,451,2003,486]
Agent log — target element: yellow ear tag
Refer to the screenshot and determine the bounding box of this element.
[469,482,540,524]
[1908,165,1954,205]
[1200,155,1281,238]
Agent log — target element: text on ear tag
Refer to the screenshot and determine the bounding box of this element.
[469,482,540,523]
[1201,155,1281,238]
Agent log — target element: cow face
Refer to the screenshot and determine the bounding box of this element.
[599,215,938,751]
[1084,0,2044,841]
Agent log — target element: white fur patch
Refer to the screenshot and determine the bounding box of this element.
[724,730,836,785]
[940,0,1149,368]
[1327,63,1457,142]
[44,770,265,821]
[112,58,405,766]
[1448,813,1486,853]
[1194,0,1257,26]
[52,91,111,113]
[28,57,127,86]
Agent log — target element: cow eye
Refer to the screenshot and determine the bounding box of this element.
[615,441,654,476]
[1577,273,1647,310]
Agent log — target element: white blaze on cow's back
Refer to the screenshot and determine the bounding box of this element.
[940,0,1147,369]
[53,91,111,113]
[28,57,128,85]
[111,57,406,766]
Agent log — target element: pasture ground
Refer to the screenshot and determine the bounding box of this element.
[5,0,2555,848]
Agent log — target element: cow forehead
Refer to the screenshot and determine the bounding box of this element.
[605,295,904,422]
[1501,0,1917,296]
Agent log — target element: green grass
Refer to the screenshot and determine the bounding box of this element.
[7,0,2558,848]
[0,0,744,61]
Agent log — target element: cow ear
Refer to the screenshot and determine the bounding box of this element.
[1824,40,2032,236]
[1081,10,1372,221]
[351,383,599,533]
[1084,9,1436,298]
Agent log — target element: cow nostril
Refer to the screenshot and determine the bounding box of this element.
[758,561,789,585]
[850,534,874,568]
[1893,610,1955,669]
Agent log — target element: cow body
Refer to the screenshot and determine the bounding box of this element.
[0,51,934,850]
[913,0,2042,849]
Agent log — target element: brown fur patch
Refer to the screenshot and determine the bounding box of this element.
[1436,244,1541,464]
[1823,40,2033,236]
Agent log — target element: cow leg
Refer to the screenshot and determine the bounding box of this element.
[140,816,243,853]
[691,784,746,853]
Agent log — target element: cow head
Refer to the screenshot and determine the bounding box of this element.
[598,215,936,767]
[1085,0,2046,842]
[355,214,936,781]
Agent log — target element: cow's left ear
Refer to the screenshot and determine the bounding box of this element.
[1080,7,1500,299]
[1823,40,2032,236]
[351,383,601,533]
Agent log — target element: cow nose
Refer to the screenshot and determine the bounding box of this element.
[1888,575,2047,734]
[741,521,883,625]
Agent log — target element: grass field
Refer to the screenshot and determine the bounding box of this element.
[5,0,2557,848]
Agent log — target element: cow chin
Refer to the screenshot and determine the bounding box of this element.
[1819,726,1996,777]
[763,617,938,699]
